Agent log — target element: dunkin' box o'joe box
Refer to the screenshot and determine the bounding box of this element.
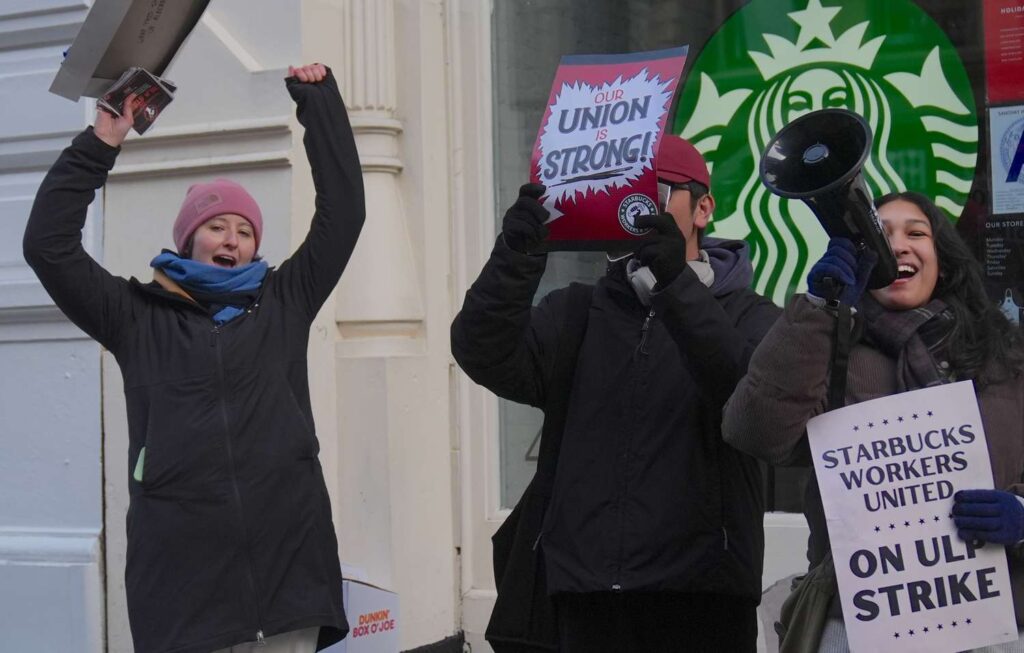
[322,579,400,653]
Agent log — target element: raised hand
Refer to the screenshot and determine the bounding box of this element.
[806,237,877,306]
[288,63,328,83]
[94,93,136,148]
[634,212,686,289]
[501,183,549,254]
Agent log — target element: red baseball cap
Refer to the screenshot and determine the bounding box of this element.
[657,135,711,189]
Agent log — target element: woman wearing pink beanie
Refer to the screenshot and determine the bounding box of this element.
[24,63,364,653]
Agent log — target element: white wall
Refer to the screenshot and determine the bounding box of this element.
[0,2,106,651]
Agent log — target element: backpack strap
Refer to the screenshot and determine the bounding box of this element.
[535,282,594,493]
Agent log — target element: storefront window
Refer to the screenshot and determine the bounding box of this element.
[492,0,1000,511]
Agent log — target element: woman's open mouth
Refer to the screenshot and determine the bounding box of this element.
[213,255,237,268]
[895,263,918,281]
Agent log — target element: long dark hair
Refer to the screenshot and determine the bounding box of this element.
[876,192,1024,387]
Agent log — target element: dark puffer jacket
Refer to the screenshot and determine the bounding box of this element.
[23,72,364,653]
[452,236,780,600]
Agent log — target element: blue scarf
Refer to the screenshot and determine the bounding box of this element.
[150,251,268,324]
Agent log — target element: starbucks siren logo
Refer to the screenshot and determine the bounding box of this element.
[675,0,978,305]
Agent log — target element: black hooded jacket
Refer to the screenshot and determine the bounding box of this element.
[452,236,780,600]
[22,72,364,653]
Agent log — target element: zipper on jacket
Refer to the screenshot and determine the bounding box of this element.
[722,526,729,551]
[635,308,655,357]
[212,326,266,639]
[613,308,657,591]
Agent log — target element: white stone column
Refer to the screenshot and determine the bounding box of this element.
[335,0,424,357]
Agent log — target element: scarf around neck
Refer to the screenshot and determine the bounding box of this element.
[859,294,955,392]
[150,251,268,324]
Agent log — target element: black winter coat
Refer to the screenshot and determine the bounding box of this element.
[451,237,781,601]
[23,72,364,653]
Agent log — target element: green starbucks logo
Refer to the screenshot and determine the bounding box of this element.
[675,0,978,305]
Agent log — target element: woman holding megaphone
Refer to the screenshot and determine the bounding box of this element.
[722,192,1024,652]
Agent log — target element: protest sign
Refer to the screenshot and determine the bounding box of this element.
[51,0,209,101]
[529,47,688,252]
[807,381,1017,652]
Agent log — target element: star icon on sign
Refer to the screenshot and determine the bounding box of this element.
[934,516,940,522]
[912,413,919,419]
[927,410,933,417]
[937,624,943,630]
[966,618,972,625]
[867,422,874,428]
[889,523,896,530]
[874,526,880,532]
[923,627,929,633]
[853,425,859,431]
[897,416,904,422]
[919,518,926,524]
[904,521,911,527]
[908,629,915,636]
[882,419,889,425]
[952,621,958,627]
[894,632,900,639]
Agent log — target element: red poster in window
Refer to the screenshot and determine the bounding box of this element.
[529,47,688,252]
[985,1,1024,105]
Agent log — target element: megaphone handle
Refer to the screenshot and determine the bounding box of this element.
[820,276,843,305]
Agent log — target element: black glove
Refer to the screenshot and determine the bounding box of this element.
[502,183,550,254]
[806,237,878,307]
[634,212,686,288]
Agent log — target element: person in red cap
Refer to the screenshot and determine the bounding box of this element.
[24,64,364,653]
[452,133,780,652]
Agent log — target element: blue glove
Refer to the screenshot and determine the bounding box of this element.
[953,489,1024,545]
[806,238,878,307]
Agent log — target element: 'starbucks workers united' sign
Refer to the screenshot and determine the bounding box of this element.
[675,0,978,305]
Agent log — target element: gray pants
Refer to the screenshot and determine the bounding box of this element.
[817,618,1024,653]
[212,627,319,653]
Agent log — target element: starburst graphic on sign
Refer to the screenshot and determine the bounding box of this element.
[538,70,673,218]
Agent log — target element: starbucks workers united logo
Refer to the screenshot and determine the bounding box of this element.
[675,0,978,305]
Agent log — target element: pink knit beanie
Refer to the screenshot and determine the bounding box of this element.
[173,179,263,254]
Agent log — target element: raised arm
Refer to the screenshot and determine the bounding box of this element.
[653,266,780,409]
[723,238,879,465]
[274,64,366,318]
[451,185,565,409]
[22,100,138,350]
[633,212,781,409]
[721,296,837,466]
